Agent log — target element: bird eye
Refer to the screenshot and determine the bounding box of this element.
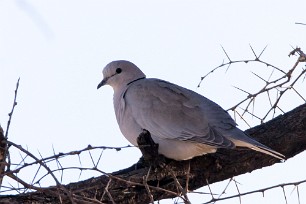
[116,68,122,74]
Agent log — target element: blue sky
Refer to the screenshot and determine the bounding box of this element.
[0,1,306,203]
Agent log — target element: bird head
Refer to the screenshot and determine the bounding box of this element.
[97,60,146,91]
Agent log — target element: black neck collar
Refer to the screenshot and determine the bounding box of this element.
[127,77,145,86]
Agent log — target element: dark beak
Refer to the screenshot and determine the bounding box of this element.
[97,78,107,89]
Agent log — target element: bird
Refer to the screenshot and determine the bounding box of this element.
[97,60,285,161]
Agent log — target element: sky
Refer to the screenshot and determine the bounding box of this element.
[0,0,306,203]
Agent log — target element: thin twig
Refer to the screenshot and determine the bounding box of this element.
[143,166,154,203]
[233,178,242,204]
[5,78,20,139]
[168,167,191,204]
[282,186,288,204]
[200,46,305,125]
[203,179,306,204]
[295,22,306,25]
[1,78,20,188]
[214,178,233,203]
[104,178,115,204]
[296,185,301,204]
[6,141,76,204]
[185,161,191,193]
[206,179,215,201]
[4,143,134,176]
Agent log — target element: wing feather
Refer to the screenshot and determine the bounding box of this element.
[124,79,235,148]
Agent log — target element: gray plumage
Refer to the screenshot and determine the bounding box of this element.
[97,60,285,160]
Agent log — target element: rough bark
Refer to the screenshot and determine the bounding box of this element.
[0,126,6,188]
[0,103,306,204]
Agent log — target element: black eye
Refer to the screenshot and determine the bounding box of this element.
[116,68,122,74]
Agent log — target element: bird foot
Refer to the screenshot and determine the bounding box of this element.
[137,129,167,168]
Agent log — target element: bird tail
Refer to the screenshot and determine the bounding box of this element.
[249,143,285,160]
[229,129,285,160]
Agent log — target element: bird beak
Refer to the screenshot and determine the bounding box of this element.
[97,78,107,89]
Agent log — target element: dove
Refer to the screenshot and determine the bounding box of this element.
[97,60,285,161]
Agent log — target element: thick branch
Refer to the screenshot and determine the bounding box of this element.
[1,103,306,203]
[0,126,6,188]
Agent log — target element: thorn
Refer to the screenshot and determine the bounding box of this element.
[251,71,268,83]
[232,86,251,95]
[221,45,231,62]
[249,44,258,59]
[258,45,268,59]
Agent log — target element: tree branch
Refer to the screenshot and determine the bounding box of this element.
[0,103,305,203]
[0,126,5,189]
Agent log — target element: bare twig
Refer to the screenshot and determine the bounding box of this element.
[206,179,215,202]
[199,46,306,124]
[1,78,20,188]
[295,22,306,26]
[4,143,133,176]
[282,186,288,204]
[203,179,306,204]
[5,78,20,139]
[297,185,301,204]
[233,178,242,204]
[143,166,154,203]
[104,179,115,204]
[92,167,187,201]
[185,161,191,193]
[214,178,233,203]
[167,167,191,204]
[6,141,76,204]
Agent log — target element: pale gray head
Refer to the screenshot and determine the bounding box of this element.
[97,60,146,91]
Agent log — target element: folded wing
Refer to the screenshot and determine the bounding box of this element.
[124,79,236,149]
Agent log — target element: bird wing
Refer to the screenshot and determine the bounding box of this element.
[124,78,236,148]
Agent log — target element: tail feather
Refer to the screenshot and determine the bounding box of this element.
[250,144,285,160]
[234,137,285,160]
[228,128,285,160]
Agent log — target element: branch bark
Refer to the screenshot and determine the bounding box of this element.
[0,126,6,188]
[1,103,306,204]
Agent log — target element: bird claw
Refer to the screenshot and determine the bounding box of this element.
[137,129,167,168]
